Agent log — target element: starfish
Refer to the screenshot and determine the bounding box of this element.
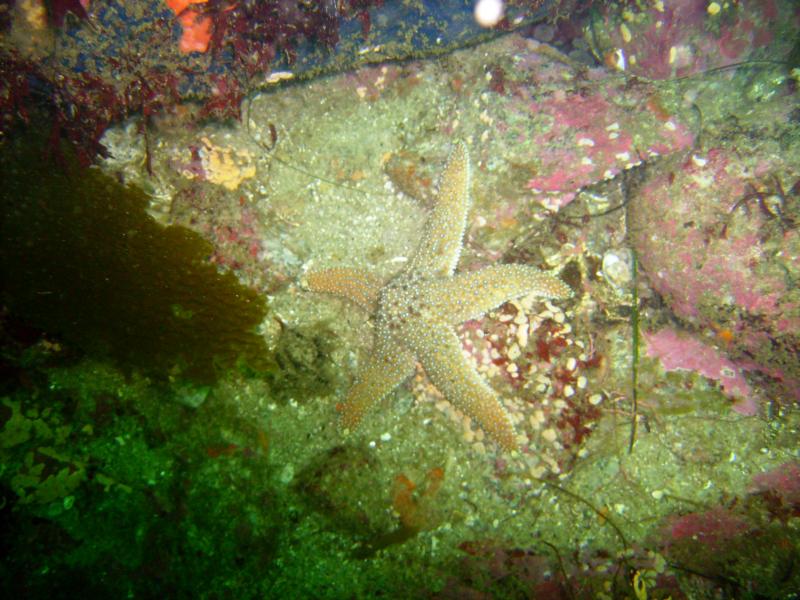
[305,142,571,451]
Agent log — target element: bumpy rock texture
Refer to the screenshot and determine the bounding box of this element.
[630,137,800,405]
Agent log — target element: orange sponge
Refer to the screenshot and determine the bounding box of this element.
[166,0,211,54]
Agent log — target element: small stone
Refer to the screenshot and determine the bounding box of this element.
[516,322,529,348]
[602,249,633,289]
[279,464,295,484]
[620,23,632,43]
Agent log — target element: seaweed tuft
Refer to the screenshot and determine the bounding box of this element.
[0,128,273,384]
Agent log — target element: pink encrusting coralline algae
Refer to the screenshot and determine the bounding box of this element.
[749,462,800,521]
[663,507,752,550]
[587,0,795,80]
[630,142,800,408]
[443,34,697,213]
[523,90,694,209]
[644,328,757,415]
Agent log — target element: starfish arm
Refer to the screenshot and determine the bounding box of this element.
[409,324,517,451]
[408,141,471,277]
[420,264,572,324]
[337,337,416,431]
[304,267,383,311]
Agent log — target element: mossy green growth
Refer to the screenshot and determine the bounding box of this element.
[0,130,273,384]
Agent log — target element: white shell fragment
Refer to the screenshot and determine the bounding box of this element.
[601,248,634,289]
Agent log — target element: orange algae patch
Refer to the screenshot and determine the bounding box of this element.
[206,443,240,458]
[166,0,211,54]
[392,467,445,531]
[712,324,735,345]
[646,93,672,122]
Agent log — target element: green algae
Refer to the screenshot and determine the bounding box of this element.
[0,129,273,384]
[0,358,288,598]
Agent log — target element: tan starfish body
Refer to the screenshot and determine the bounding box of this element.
[305,142,571,451]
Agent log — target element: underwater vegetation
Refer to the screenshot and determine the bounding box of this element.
[0,0,384,163]
[0,351,288,597]
[0,127,272,384]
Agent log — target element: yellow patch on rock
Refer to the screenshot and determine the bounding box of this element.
[185,137,256,191]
